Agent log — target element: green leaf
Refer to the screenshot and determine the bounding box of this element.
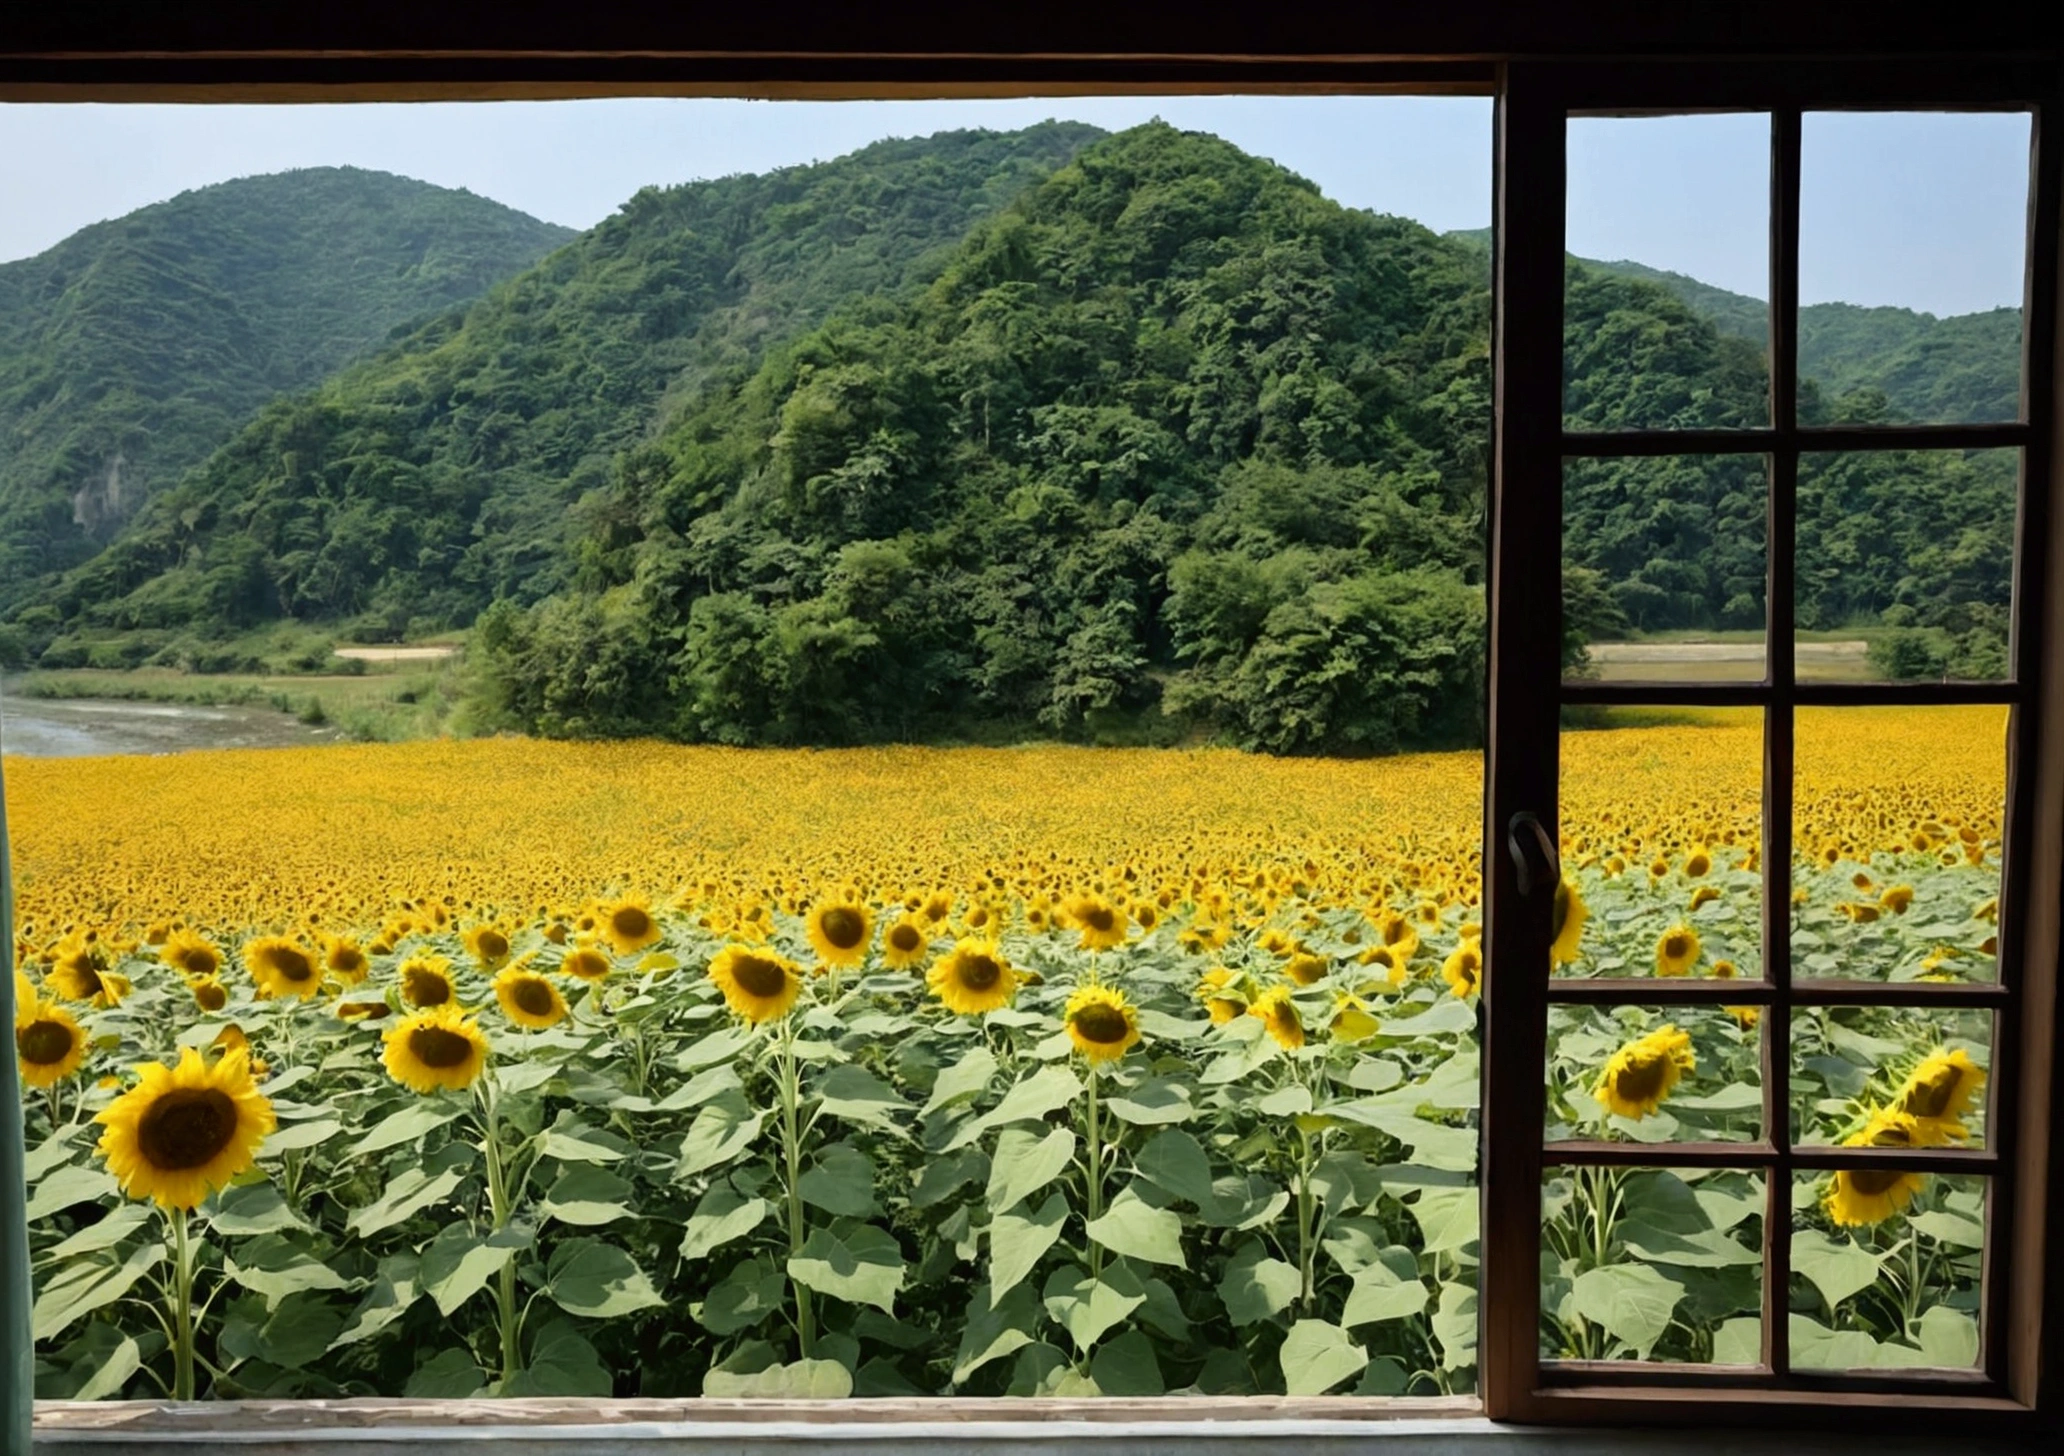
[675,1025,754,1072]
[348,1103,460,1159]
[261,1117,344,1153]
[1104,1077,1195,1126]
[1409,1185,1480,1254]
[32,1242,164,1341]
[1569,1263,1686,1356]
[1789,1312,1894,1369]
[921,1045,998,1118]
[546,1238,666,1318]
[404,1346,487,1398]
[676,1091,766,1177]
[1332,1104,1477,1171]
[1713,1316,1762,1365]
[346,1164,468,1237]
[1085,1187,1186,1266]
[24,1130,81,1184]
[1279,1319,1368,1395]
[226,1246,353,1307]
[698,1257,785,1335]
[1916,1306,1980,1368]
[420,1222,531,1317]
[244,1289,348,1369]
[651,1063,743,1112]
[953,1282,1040,1384]
[704,1357,855,1398]
[788,1225,906,1314]
[330,1255,420,1349]
[1089,1329,1164,1395]
[989,1191,1069,1306]
[1432,1281,1479,1371]
[495,1058,560,1096]
[26,1164,116,1222]
[799,1142,879,1218]
[537,1166,636,1227]
[985,1125,1076,1213]
[1133,1128,1218,1207]
[1908,1210,1985,1248]
[1617,1220,1761,1269]
[539,1116,631,1164]
[1218,1240,1300,1327]
[678,1186,771,1262]
[814,1063,909,1129]
[1792,1229,1884,1311]
[46,1203,150,1260]
[1342,1264,1430,1326]
[72,1335,141,1400]
[501,1320,612,1397]
[1042,1262,1146,1355]
[948,1064,1082,1150]
[205,1181,310,1237]
[911,1147,989,1209]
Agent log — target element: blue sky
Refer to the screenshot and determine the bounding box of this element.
[0,97,2032,317]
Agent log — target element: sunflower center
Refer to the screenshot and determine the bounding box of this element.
[1904,1068,1958,1119]
[1612,1054,1671,1105]
[732,955,790,999]
[612,907,653,940]
[270,948,315,983]
[404,967,451,1006]
[958,955,1002,991]
[407,1025,477,1069]
[179,950,219,977]
[331,948,366,976]
[17,1019,75,1066]
[889,924,923,954]
[1849,1169,1905,1197]
[1083,907,1117,933]
[1455,965,1479,993]
[510,978,557,1016]
[194,982,228,1011]
[136,1088,238,1170]
[1662,934,1690,960]
[69,962,105,996]
[820,909,866,950]
[1072,1003,1129,1044]
[475,931,510,962]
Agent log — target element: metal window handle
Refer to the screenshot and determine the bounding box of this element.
[1508,811,1559,897]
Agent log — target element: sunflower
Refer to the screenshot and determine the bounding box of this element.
[927,940,1018,1016]
[806,900,874,967]
[558,945,613,982]
[1895,1047,1985,1143]
[95,1047,275,1209]
[1329,992,1382,1044]
[494,966,569,1030]
[1825,1108,1930,1227]
[462,922,514,970]
[160,930,223,981]
[382,1008,492,1094]
[397,955,457,1009]
[880,917,929,970]
[1249,985,1305,1051]
[1284,952,1330,987]
[1689,885,1721,911]
[48,945,126,1007]
[1683,848,1713,879]
[599,895,663,955]
[16,1000,89,1087]
[244,936,322,999]
[189,977,229,1013]
[337,1000,390,1022]
[1654,925,1701,978]
[1549,881,1588,967]
[1593,1024,1696,1120]
[323,935,371,985]
[1063,894,1129,951]
[708,945,803,1024]
[1442,941,1483,999]
[1880,884,1916,915]
[1065,984,1141,1063]
[1357,945,1408,990]
[919,892,955,927]
[1373,913,1421,964]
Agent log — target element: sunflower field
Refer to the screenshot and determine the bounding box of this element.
[7,707,2004,1399]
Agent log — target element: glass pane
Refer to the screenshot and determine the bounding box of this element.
[1800,111,2030,426]
[1795,449,2017,683]
[1547,1004,1763,1143]
[1789,1172,1985,1370]
[1542,1166,1764,1363]
[1558,706,1763,979]
[1792,705,2005,983]
[1791,1005,1991,1150]
[1564,454,1767,685]
[1565,113,1771,431]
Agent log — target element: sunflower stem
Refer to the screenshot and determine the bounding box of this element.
[168,1204,195,1401]
[776,1023,816,1358]
[480,1082,523,1383]
[1084,1063,1104,1281]
[1295,1124,1316,1312]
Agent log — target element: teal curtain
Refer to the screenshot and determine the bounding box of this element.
[2,696,31,1453]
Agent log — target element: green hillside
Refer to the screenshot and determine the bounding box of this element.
[0,168,573,609]
[25,124,1100,653]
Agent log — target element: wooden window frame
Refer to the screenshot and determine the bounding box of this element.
[1481,58,2064,1426]
[0,33,2060,1442]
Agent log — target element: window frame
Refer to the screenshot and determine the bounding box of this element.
[1481,57,2064,1425]
[0,36,2057,1441]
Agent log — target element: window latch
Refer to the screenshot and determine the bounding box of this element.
[1507,810,1559,897]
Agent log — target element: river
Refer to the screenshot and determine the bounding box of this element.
[0,691,341,758]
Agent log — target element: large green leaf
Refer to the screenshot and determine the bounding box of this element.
[262,1117,345,1153]
[206,1181,311,1237]
[537,1166,637,1227]
[948,1065,1082,1151]
[346,1164,468,1237]
[1916,1305,1980,1368]
[347,1103,460,1159]
[405,1346,487,1398]
[1042,1262,1146,1355]
[1218,1240,1300,1327]
[330,1255,421,1349]
[1408,1185,1480,1254]
[46,1203,150,1260]
[704,1357,855,1398]
[31,1242,164,1341]
[1432,1282,1479,1372]
[1089,1329,1164,1395]
[698,1257,786,1335]
[678,1186,771,1263]
[953,1282,1041,1384]
[546,1238,666,1318]
[676,1091,766,1177]
[814,1063,909,1130]
[1569,1263,1686,1356]
[788,1225,906,1314]
[1342,1263,1430,1326]
[1085,1188,1186,1267]
[539,1116,631,1164]
[1279,1319,1368,1395]
[1103,1077,1195,1126]
[921,1046,999,1118]
[501,1320,613,1397]
[25,1165,117,1222]
[1791,1229,1884,1311]
[985,1125,1076,1213]
[989,1191,1069,1306]
[799,1143,880,1218]
[420,1222,531,1317]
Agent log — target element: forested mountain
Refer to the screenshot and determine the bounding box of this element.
[25,124,1100,647]
[5,124,2020,748]
[0,168,573,610]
